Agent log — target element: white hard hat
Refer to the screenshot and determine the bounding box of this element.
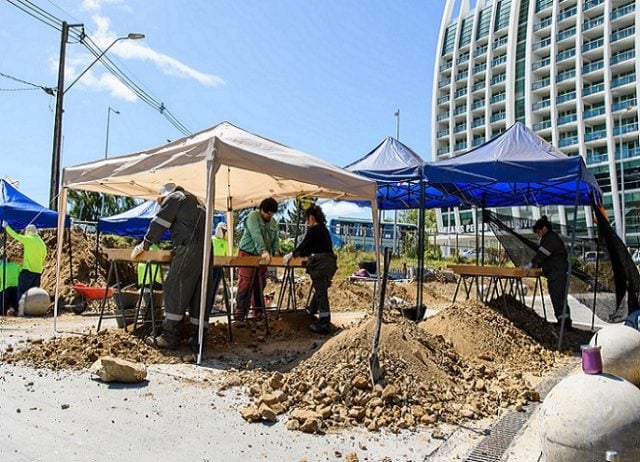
[214,221,228,239]
[158,183,177,199]
[25,224,37,235]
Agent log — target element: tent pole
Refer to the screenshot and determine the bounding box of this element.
[67,226,74,283]
[558,188,580,350]
[198,140,217,365]
[53,188,68,332]
[417,179,426,317]
[481,202,485,267]
[2,232,6,315]
[94,230,100,279]
[590,235,600,331]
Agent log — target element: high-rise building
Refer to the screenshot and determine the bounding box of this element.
[432,0,639,245]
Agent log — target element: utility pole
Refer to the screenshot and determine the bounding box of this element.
[49,21,83,211]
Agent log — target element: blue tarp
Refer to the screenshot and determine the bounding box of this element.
[345,137,460,209]
[97,200,169,239]
[425,122,602,207]
[0,179,70,230]
[98,200,225,239]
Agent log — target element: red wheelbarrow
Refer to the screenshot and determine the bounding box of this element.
[67,282,114,314]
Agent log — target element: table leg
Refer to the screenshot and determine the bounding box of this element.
[222,275,233,341]
[97,261,115,332]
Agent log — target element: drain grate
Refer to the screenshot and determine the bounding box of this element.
[462,360,578,462]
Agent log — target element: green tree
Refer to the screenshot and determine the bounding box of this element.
[67,190,137,222]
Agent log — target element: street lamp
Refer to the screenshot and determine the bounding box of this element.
[48,22,144,209]
[618,104,637,244]
[104,107,120,159]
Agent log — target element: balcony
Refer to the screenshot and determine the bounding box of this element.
[614,122,639,137]
[472,81,486,92]
[611,26,635,43]
[454,123,467,134]
[582,38,603,53]
[583,15,604,32]
[474,44,488,57]
[557,27,576,42]
[454,106,467,116]
[456,71,469,82]
[533,120,552,131]
[534,17,553,32]
[612,99,638,112]
[583,59,604,75]
[473,63,487,74]
[587,152,608,164]
[437,95,450,105]
[454,141,468,151]
[490,74,506,85]
[559,136,579,147]
[533,57,551,70]
[454,88,468,98]
[557,69,576,83]
[557,91,576,104]
[472,117,485,127]
[611,50,635,66]
[583,105,606,119]
[584,0,605,12]
[532,77,551,91]
[491,54,507,67]
[490,112,506,122]
[557,48,576,63]
[492,37,508,49]
[440,61,453,72]
[490,93,506,104]
[611,73,636,89]
[558,6,577,22]
[584,129,607,142]
[536,0,553,13]
[437,147,449,156]
[533,37,552,51]
[439,78,451,88]
[471,100,485,110]
[472,137,485,146]
[458,53,470,64]
[611,3,635,20]
[437,111,450,121]
[532,99,551,110]
[558,114,578,126]
[583,83,604,97]
[437,129,450,138]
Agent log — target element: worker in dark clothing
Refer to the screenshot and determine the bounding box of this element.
[132,183,214,351]
[283,204,337,334]
[526,215,572,330]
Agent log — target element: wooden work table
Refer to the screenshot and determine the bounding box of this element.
[447,264,547,317]
[103,249,306,267]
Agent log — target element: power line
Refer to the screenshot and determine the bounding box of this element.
[6,0,192,136]
[0,70,55,94]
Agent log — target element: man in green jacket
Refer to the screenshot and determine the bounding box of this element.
[2,221,47,303]
[234,198,280,321]
[0,257,22,315]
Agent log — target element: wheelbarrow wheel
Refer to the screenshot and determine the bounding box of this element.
[71,295,88,314]
[56,297,67,313]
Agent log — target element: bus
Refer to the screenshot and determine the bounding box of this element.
[328,217,417,251]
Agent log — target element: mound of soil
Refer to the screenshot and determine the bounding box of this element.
[421,300,563,376]
[239,313,539,433]
[2,328,179,369]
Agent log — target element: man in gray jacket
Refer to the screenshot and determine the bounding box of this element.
[132,183,214,351]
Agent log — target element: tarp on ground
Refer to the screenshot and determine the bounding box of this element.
[345,137,460,209]
[425,122,602,207]
[55,121,380,362]
[0,178,70,229]
[97,200,166,239]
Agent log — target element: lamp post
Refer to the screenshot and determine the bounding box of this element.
[104,107,120,159]
[48,23,144,210]
[618,104,637,244]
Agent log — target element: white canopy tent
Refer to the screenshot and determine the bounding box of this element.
[54,122,379,363]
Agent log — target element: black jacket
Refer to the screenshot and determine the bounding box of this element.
[532,229,568,278]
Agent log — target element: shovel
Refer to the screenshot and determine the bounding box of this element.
[369,247,392,386]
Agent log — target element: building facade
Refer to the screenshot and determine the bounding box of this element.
[432,0,639,244]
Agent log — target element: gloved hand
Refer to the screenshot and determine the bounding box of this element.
[260,250,271,265]
[131,243,145,259]
[524,262,533,270]
[282,252,293,266]
[1,220,7,228]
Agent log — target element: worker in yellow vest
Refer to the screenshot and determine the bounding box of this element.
[137,243,164,318]
[211,222,228,313]
[0,257,22,315]
[2,221,47,303]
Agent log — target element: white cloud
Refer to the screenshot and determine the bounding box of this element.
[68,3,225,100]
[62,53,137,101]
[319,201,373,221]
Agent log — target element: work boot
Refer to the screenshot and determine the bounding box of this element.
[309,322,332,335]
[145,334,179,350]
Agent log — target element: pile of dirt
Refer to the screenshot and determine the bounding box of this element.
[486,295,594,353]
[1,329,180,369]
[237,313,539,433]
[421,300,563,376]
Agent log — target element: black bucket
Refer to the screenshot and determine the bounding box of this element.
[358,261,377,274]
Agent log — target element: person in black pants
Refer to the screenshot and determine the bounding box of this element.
[283,204,337,334]
[132,183,214,352]
[526,216,572,330]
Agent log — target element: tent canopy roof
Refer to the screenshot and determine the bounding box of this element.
[345,137,461,210]
[97,200,165,239]
[426,122,602,207]
[62,122,376,210]
[0,179,69,229]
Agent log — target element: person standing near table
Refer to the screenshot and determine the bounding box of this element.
[283,204,337,334]
[132,183,214,351]
[234,197,280,321]
[0,257,22,315]
[525,215,572,330]
[2,221,47,303]
[211,221,229,313]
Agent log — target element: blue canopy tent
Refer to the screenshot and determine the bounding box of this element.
[0,178,71,313]
[425,122,603,346]
[425,122,602,208]
[97,200,169,240]
[345,137,461,314]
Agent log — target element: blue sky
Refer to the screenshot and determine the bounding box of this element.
[0,0,444,219]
